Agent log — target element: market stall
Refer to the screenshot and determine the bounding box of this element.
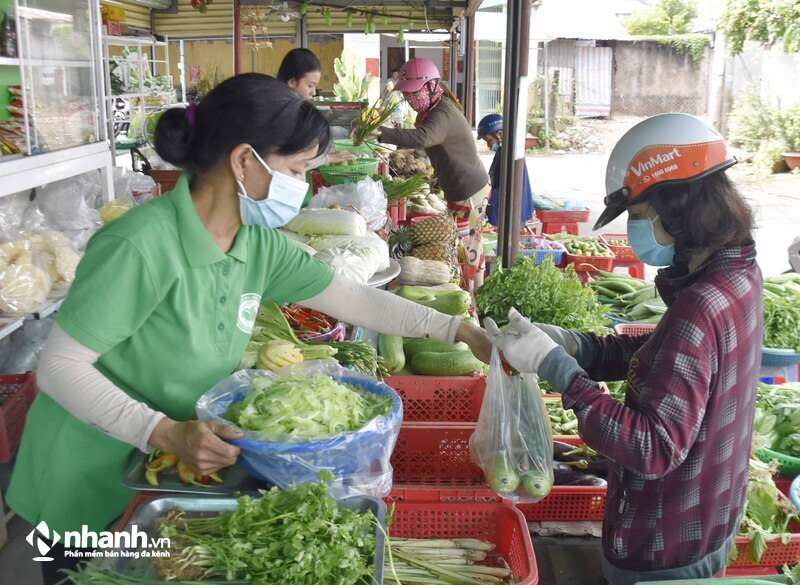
[1,2,800,585]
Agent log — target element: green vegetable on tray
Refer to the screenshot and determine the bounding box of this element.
[588,270,666,324]
[225,374,391,441]
[476,255,609,333]
[153,482,378,584]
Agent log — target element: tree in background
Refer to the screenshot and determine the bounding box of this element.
[622,0,698,35]
[718,0,800,55]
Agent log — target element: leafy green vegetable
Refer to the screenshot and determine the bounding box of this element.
[225,374,390,441]
[154,482,377,585]
[476,255,609,332]
[753,382,800,456]
[763,274,800,352]
[732,457,799,564]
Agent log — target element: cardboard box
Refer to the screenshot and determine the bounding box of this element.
[101,5,126,22]
[103,19,121,36]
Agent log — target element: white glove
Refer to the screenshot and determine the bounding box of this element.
[484,308,559,374]
[535,323,579,357]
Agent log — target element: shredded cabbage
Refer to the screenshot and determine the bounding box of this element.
[225,374,390,441]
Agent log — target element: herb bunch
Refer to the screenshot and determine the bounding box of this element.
[476,255,609,333]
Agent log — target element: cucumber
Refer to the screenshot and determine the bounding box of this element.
[396,284,461,302]
[404,338,469,359]
[378,334,405,374]
[410,350,483,376]
[415,291,471,316]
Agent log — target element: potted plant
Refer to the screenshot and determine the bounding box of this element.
[526,108,544,149]
[779,103,800,170]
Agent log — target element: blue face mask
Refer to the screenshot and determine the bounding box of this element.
[236,150,308,229]
[491,142,500,152]
[627,217,675,266]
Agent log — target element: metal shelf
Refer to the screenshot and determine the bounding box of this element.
[0,57,21,67]
[0,298,64,342]
[0,142,113,199]
[0,317,25,342]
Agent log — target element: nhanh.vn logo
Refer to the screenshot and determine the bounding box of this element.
[26,521,170,562]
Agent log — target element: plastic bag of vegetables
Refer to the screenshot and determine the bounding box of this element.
[196,361,403,499]
[469,346,554,503]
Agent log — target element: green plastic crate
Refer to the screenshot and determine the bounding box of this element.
[318,158,379,185]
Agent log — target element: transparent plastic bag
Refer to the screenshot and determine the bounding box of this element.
[309,178,388,231]
[33,174,103,250]
[19,229,81,292]
[2,317,54,373]
[196,360,403,499]
[0,235,52,315]
[470,346,554,503]
[0,190,33,233]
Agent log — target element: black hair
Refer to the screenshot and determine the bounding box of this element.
[154,73,330,175]
[649,171,755,262]
[277,48,321,83]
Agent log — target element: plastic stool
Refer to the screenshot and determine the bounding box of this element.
[612,259,645,279]
[541,221,579,235]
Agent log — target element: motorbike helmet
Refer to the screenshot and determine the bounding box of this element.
[594,113,737,231]
[393,58,441,93]
[478,113,503,139]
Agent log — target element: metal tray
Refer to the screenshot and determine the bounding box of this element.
[100,494,386,585]
[121,452,268,496]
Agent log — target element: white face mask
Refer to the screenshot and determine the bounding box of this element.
[235,149,308,229]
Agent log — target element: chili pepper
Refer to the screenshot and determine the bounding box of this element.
[145,468,160,486]
[177,459,215,488]
[146,452,179,472]
[209,471,224,483]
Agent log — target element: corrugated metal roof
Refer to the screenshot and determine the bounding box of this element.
[531,0,631,41]
[151,1,454,39]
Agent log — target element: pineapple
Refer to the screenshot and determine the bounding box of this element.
[388,227,415,258]
[411,243,452,263]
[409,213,457,245]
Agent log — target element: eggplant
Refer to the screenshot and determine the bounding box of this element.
[553,462,608,486]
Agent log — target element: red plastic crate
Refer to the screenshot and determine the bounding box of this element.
[729,519,800,568]
[0,372,37,462]
[600,233,637,261]
[391,423,609,521]
[392,423,484,486]
[613,323,657,336]
[310,170,329,195]
[387,197,407,229]
[537,208,590,223]
[566,244,616,272]
[384,375,486,423]
[389,501,539,585]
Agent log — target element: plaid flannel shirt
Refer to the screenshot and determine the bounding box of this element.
[561,244,763,571]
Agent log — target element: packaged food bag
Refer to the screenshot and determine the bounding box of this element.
[470,346,554,503]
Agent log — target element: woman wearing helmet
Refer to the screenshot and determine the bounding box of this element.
[371,58,490,290]
[486,113,761,584]
[477,113,535,227]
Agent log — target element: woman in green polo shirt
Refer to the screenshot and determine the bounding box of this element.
[8,74,491,584]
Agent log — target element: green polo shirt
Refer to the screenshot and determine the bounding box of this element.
[7,175,333,533]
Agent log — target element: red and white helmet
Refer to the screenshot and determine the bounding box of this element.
[393,58,441,93]
[594,113,737,230]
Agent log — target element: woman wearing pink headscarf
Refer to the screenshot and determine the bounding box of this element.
[374,58,490,290]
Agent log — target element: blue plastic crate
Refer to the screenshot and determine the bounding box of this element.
[762,347,800,367]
